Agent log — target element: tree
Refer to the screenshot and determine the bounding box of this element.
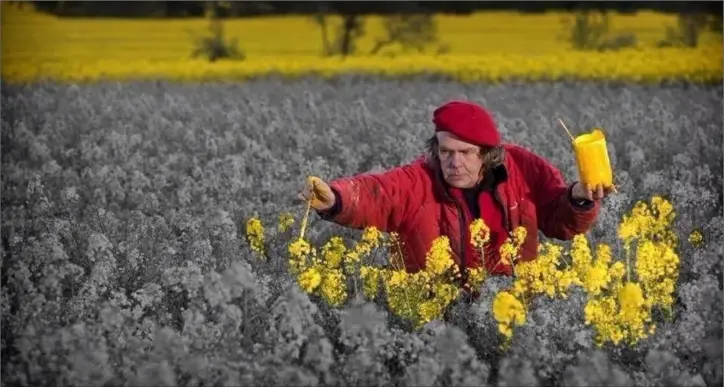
[190,1,244,62]
[369,14,439,55]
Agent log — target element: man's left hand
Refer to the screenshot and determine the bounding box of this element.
[571,182,613,201]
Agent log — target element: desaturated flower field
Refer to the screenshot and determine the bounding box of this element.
[1,77,722,386]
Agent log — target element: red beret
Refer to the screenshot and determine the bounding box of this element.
[432,100,501,147]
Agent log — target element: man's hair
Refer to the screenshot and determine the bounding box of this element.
[424,134,505,174]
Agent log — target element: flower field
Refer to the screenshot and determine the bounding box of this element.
[2,3,722,84]
[4,48,722,85]
[1,76,722,386]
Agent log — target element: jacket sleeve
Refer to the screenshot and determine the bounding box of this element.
[515,146,599,240]
[315,164,421,233]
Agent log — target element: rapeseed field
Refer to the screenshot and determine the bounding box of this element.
[2,3,721,83]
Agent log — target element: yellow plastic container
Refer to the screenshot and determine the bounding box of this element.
[573,128,613,188]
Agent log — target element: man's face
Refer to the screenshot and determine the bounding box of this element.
[436,132,484,188]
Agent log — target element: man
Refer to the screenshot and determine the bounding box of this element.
[298,100,610,283]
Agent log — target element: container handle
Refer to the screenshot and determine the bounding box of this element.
[557,118,576,142]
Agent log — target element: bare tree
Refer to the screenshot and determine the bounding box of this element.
[369,14,438,55]
[190,1,244,62]
[310,3,365,58]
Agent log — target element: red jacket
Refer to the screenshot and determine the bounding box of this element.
[317,144,599,278]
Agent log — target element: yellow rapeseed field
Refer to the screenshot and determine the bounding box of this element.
[2,3,721,83]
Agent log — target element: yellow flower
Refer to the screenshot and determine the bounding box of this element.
[298,267,323,293]
[618,282,645,323]
[271,192,685,344]
[360,265,382,300]
[512,241,572,300]
[470,218,490,249]
[498,226,527,267]
[584,296,624,346]
[554,269,579,298]
[571,234,593,282]
[493,291,526,339]
[582,197,675,348]
[511,226,527,246]
[634,239,679,310]
[321,236,347,269]
[595,243,613,266]
[383,270,429,327]
[288,238,312,256]
[340,226,385,274]
[288,237,314,273]
[432,282,459,305]
[618,196,678,252]
[583,264,610,296]
[499,240,517,266]
[608,262,626,281]
[615,281,653,344]
[688,229,704,248]
[425,236,454,276]
[467,266,487,289]
[344,250,360,264]
[418,300,443,325]
[361,226,383,249]
[245,217,265,257]
[320,269,347,307]
[387,270,409,287]
[278,212,295,233]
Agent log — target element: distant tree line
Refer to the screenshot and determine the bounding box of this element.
[25,1,724,18]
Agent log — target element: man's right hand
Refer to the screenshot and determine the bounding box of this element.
[298,176,336,211]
